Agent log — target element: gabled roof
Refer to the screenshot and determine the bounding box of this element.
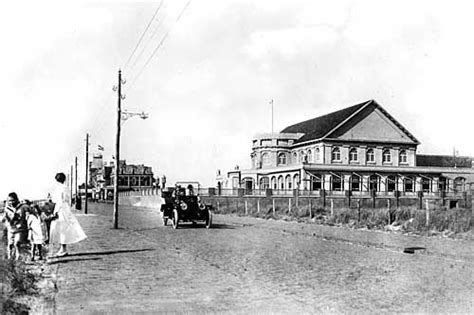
[281,99,419,144]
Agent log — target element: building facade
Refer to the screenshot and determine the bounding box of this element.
[89,155,155,200]
[219,100,474,197]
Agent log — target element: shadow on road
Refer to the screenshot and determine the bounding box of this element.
[174,223,236,230]
[47,257,103,265]
[61,248,155,258]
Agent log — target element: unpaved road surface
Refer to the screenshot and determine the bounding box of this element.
[20,203,474,313]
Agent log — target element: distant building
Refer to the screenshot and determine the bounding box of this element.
[89,155,155,200]
[219,100,474,195]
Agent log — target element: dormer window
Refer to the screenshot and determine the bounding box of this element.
[399,150,408,164]
[383,149,391,163]
[366,148,375,163]
[331,147,341,162]
[349,148,358,162]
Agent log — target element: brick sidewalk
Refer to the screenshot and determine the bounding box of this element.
[31,202,472,313]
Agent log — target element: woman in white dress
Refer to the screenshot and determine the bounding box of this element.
[49,172,87,257]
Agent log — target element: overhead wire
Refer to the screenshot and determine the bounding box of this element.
[127,0,192,90]
[123,0,164,72]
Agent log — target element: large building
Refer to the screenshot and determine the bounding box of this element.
[89,155,155,200]
[219,100,474,196]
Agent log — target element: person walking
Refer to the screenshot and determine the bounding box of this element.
[49,172,87,257]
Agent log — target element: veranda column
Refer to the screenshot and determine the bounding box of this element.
[343,174,351,191]
[415,176,422,192]
[432,178,439,193]
[324,174,332,191]
[380,175,387,192]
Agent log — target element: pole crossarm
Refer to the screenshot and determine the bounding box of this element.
[121,110,149,121]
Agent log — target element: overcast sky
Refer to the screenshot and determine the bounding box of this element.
[0,0,473,199]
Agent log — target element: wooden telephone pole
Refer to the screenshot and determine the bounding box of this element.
[113,69,124,229]
[85,133,89,214]
[70,165,73,205]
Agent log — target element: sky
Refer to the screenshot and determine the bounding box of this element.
[0,0,473,199]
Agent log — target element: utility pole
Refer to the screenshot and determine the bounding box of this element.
[75,156,79,209]
[85,133,89,214]
[70,164,73,206]
[113,69,124,229]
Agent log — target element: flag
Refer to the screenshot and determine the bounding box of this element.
[98,145,104,151]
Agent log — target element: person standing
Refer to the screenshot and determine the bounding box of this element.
[49,172,87,257]
[26,206,46,261]
[1,192,29,260]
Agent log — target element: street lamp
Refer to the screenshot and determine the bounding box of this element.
[113,69,149,229]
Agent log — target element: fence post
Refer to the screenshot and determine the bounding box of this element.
[425,201,430,227]
[245,199,248,215]
[330,199,334,218]
[288,198,291,214]
[309,198,312,219]
[217,200,220,212]
[272,198,275,216]
[357,199,361,223]
[257,199,260,213]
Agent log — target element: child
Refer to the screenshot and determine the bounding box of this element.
[26,206,46,261]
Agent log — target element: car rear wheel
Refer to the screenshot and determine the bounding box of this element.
[205,210,212,229]
[172,209,179,229]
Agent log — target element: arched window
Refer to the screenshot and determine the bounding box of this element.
[278,176,284,190]
[285,175,292,189]
[454,177,466,192]
[366,148,375,163]
[350,175,360,191]
[300,151,306,163]
[404,177,414,192]
[315,148,320,162]
[332,147,341,162]
[293,174,300,189]
[311,174,322,190]
[331,174,342,191]
[399,150,408,164]
[277,153,287,166]
[262,152,270,167]
[382,149,391,163]
[369,175,378,191]
[259,177,269,189]
[387,175,397,192]
[271,176,277,189]
[307,150,312,163]
[349,148,358,162]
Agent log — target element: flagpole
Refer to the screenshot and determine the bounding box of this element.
[270,99,274,133]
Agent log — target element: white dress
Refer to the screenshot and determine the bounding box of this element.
[49,183,87,245]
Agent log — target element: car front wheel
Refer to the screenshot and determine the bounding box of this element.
[205,210,212,229]
[163,216,168,226]
[172,209,179,229]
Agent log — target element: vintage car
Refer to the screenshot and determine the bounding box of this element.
[160,187,212,229]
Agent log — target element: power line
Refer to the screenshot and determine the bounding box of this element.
[128,0,192,89]
[127,14,168,77]
[123,0,164,71]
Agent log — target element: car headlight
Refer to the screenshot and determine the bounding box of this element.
[198,203,206,210]
[180,201,188,210]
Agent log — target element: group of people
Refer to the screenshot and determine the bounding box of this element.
[1,172,87,261]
